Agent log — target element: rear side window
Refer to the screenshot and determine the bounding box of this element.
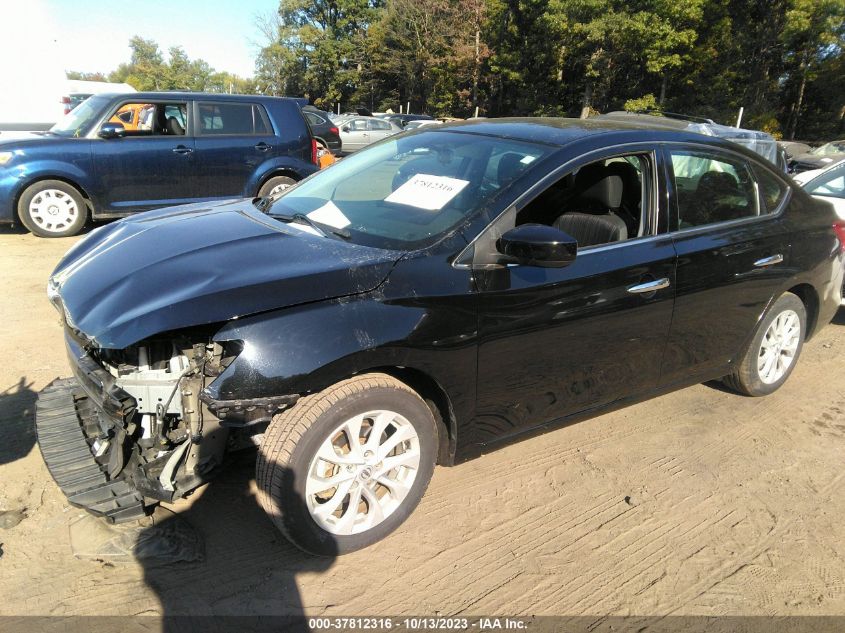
[371,119,392,131]
[753,165,789,212]
[304,112,326,125]
[669,150,761,228]
[198,102,272,135]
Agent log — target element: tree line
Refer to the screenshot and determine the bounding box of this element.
[70,0,844,141]
[253,0,843,140]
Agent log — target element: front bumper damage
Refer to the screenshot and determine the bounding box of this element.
[36,329,219,522]
[36,378,147,522]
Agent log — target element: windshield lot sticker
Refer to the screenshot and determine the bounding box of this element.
[307,200,351,228]
[385,174,470,210]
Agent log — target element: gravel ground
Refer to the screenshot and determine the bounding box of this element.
[0,225,844,630]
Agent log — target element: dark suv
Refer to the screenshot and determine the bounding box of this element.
[0,92,318,237]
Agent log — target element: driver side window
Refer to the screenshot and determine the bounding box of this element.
[515,153,653,249]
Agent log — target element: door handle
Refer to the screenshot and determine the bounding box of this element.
[753,254,783,268]
[172,145,193,155]
[255,142,271,151]
[627,278,671,294]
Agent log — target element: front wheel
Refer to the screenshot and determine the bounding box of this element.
[257,374,437,555]
[723,291,806,396]
[18,180,88,237]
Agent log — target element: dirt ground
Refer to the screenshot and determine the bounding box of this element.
[1,225,844,627]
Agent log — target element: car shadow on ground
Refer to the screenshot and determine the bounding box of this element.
[139,450,335,632]
[832,306,845,326]
[0,377,38,466]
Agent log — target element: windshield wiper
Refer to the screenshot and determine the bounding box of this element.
[253,195,274,212]
[252,197,351,239]
[275,212,351,240]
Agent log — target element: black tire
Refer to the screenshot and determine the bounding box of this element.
[257,373,437,556]
[722,292,806,396]
[18,180,88,237]
[257,175,297,198]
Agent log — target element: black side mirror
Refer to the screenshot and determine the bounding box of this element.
[341,125,350,133]
[98,122,126,139]
[497,223,577,268]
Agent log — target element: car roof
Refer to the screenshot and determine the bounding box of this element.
[92,91,300,103]
[437,116,736,146]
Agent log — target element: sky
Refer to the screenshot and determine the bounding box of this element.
[0,0,279,80]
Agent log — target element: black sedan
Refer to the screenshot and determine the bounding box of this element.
[302,106,342,153]
[40,118,844,555]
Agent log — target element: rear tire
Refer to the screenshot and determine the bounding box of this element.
[722,292,806,396]
[256,373,437,555]
[18,180,88,237]
[258,175,297,199]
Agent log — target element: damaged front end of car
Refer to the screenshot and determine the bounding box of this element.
[36,314,291,522]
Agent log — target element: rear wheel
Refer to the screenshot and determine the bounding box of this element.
[723,292,806,396]
[18,180,87,237]
[256,374,437,555]
[258,175,297,199]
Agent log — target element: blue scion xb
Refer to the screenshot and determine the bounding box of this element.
[0,92,319,237]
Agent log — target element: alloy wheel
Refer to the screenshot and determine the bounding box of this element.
[757,309,801,384]
[305,409,421,535]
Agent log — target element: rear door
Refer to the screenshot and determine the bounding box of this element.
[368,117,396,142]
[660,144,794,384]
[91,100,195,215]
[193,101,277,199]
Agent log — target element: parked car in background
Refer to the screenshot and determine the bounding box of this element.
[789,140,845,173]
[384,113,434,129]
[39,118,843,555]
[799,160,845,304]
[0,92,318,237]
[792,158,845,186]
[336,115,401,152]
[301,106,342,153]
[800,160,845,218]
[404,120,442,130]
[778,140,812,162]
[108,102,155,131]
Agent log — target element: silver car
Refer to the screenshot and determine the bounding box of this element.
[337,116,401,152]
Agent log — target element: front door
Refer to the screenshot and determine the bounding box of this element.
[342,119,369,151]
[472,149,676,445]
[92,100,195,215]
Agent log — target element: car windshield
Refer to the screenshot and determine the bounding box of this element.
[50,95,109,137]
[265,131,551,250]
[810,142,845,156]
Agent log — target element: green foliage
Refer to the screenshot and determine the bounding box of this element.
[624,94,660,112]
[74,0,845,141]
[100,36,256,94]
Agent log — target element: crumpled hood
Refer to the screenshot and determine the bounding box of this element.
[51,200,402,349]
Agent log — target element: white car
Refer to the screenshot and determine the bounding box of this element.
[801,160,845,218]
[801,161,845,304]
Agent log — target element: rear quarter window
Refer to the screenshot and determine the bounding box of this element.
[753,164,789,212]
[198,102,271,135]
